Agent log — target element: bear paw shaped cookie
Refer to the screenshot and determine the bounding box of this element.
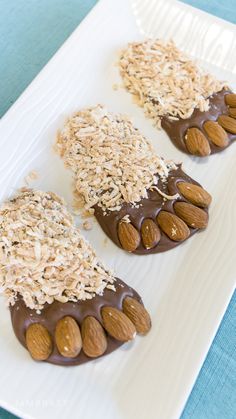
[119,39,236,157]
[0,189,151,365]
[57,106,211,254]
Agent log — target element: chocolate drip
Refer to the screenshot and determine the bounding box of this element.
[161,89,235,154]
[10,279,141,366]
[94,166,208,255]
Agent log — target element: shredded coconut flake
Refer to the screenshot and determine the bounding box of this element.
[121,214,131,223]
[0,189,115,310]
[150,185,179,200]
[56,105,176,214]
[119,39,226,127]
[112,83,119,91]
[82,220,93,231]
[24,170,39,186]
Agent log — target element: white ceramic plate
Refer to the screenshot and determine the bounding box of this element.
[0,0,235,418]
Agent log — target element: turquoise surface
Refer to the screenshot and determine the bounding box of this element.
[181,0,236,24]
[0,0,97,116]
[0,1,235,418]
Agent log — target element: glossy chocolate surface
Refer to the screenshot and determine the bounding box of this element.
[161,89,235,154]
[10,279,141,366]
[94,165,208,255]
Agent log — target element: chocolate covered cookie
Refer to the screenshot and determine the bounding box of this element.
[0,189,151,366]
[119,39,236,157]
[57,106,211,255]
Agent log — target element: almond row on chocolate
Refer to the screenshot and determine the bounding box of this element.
[118,181,211,252]
[26,297,151,361]
[185,93,236,156]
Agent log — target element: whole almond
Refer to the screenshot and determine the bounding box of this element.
[228,107,236,118]
[203,120,228,147]
[26,323,52,361]
[174,202,208,229]
[55,316,82,358]
[157,211,190,241]
[123,297,151,335]
[118,220,140,252]
[101,306,136,342]
[177,182,212,208]
[218,115,236,134]
[225,93,236,107]
[141,219,160,249]
[82,316,107,358]
[185,127,211,156]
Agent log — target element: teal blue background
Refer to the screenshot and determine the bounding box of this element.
[0,1,235,418]
[181,0,236,24]
[0,0,97,116]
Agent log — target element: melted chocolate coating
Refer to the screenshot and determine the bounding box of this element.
[161,89,236,155]
[95,165,208,255]
[10,279,141,366]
